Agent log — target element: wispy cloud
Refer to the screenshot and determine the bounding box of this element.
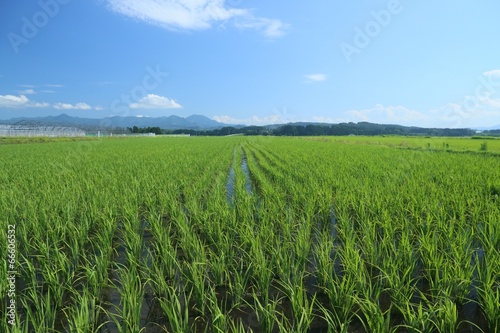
[213,113,298,125]
[106,0,288,38]
[483,69,500,78]
[432,102,500,128]
[18,89,36,95]
[305,74,327,82]
[234,17,288,38]
[53,102,92,110]
[0,94,100,111]
[129,94,182,109]
[345,104,432,126]
[46,84,64,88]
[0,94,49,108]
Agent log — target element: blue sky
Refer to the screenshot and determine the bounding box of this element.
[1,0,500,128]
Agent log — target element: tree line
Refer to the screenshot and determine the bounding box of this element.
[127,122,495,137]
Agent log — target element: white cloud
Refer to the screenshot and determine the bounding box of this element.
[344,100,500,129]
[305,74,327,82]
[213,113,298,125]
[345,104,432,126]
[46,84,64,88]
[18,89,36,95]
[129,94,182,109]
[431,75,500,127]
[0,94,29,107]
[53,102,92,110]
[106,0,287,38]
[483,69,500,78]
[234,17,288,38]
[0,94,49,108]
[433,102,500,128]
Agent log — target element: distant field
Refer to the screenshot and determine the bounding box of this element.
[1,136,499,332]
[314,135,500,153]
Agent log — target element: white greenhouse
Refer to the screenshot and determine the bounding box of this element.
[0,122,86,137]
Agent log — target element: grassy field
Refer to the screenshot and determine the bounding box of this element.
[1,136,499,332]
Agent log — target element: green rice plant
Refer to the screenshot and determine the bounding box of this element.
[314,226,359,328]
[273,240,294,284]
[250,292,281,333]
[208,251,229,287]
[21,287,58,333]
[249,242,273,305]
[418,228,447,298]
[148,215,178,282]
[182,261,209,316]
[476,284,500,333]
[228,256,252,308]
[338,230,369,294]
[277,279,316,332]
[157,285,191,333]
[381,263,416,307]
[207,286,230,333]
[316,303,350,333]
[354,295,397,333]
[322,266,358,328]
[64,289,106,333]
[226,317,248,333]
[396,301,434,333]
[84,233,115,298]
[476,251,500,333]
[314,230,335,288]
[293,220,312,279]
[430,298,459,333]
[109,263,146,333]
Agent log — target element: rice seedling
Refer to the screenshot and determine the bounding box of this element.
[476,250,500,333]
[63,289,105,333]
[250,292,281,333]
[354,294,397,333]
[155,284,191,333]
[277,279,316,332]
[396,301,434,333]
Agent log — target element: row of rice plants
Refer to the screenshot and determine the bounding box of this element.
[245,137,499,332]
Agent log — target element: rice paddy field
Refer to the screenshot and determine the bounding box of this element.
[1,136,499,333]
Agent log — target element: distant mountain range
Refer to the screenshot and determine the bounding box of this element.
[0,114,226,130]
[0,114,498,132]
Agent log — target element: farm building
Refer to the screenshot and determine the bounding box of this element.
[0,121,86,137]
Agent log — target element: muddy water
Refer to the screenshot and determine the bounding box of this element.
[226,165,236,204]
[226,149,254,205]
[241,155,253,194]
[226,149,237,204]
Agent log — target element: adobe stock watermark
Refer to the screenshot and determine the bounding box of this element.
[340,0,404,63]
[6,224,17,327]
[7,0,72,54]
[442,72,500,127]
